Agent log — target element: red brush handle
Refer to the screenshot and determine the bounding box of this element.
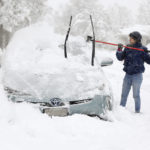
[95,40,145,52]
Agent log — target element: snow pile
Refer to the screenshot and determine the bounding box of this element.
[2,23,110,101]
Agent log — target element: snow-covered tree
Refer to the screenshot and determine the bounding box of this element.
[107,4,133,30]
[0,0,47,32]
[53,0,110,43]
[105,4,134,44]
[137,0,150,25]
[53,0,133,48]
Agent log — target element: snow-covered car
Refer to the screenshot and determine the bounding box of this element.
[2,23,113,119]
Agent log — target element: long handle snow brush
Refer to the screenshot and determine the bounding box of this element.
[87,36,150,53]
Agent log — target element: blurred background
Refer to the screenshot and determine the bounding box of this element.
[0,0,150,50]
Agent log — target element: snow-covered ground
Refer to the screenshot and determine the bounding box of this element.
[0,48,150,150]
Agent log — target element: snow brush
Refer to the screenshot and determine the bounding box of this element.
[87,35,150,53]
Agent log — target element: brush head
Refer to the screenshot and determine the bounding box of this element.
[86,36,93,42]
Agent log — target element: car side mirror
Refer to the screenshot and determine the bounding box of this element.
[101,57,113,67]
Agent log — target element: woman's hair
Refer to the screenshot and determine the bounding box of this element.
[129,31,142,43]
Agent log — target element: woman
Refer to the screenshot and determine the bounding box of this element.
[116,31,150,113]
